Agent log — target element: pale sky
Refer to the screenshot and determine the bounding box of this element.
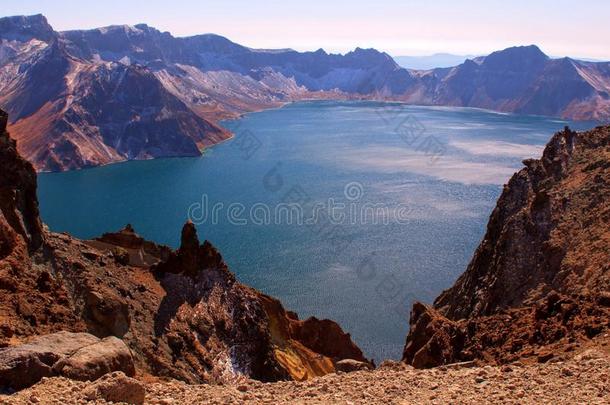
[2,0,609,60]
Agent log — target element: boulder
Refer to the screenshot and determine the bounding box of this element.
[82,371,145,405]
[53,336,136,381]
[0,332,99,390]
[0,331,134,390]
[335,359,373,373]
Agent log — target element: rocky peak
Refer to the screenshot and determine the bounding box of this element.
[0,14,56,42]
[180,221,199,253]
[153,221,231,280]
[539,126,577,178]
[345,47,399,69]
[177,221,201,276]
[482,44,549,71]
[92,224,171,267]
[184,34,248,56]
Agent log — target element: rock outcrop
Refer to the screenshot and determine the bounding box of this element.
[402,303,461,369]
[436,126,609,319]
[0,109,82,342]
[403,126,610,367]
[0,332,135,390]
[0,109,43,252]
[90,224,171,267]
[0,109,367,389]
[149,221,370,382]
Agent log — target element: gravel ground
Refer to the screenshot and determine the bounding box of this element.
[2,348,609,405]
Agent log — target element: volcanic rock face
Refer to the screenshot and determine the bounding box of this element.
[0,15,230,172]
[0,109,367,389]
[90,224,171,267]
[2,16,610,171]
[403,126,610,367]
[0,109,43,252]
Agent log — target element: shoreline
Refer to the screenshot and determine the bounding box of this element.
[38,99,598,175]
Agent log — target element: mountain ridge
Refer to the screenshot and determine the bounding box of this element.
[1,14,610,171]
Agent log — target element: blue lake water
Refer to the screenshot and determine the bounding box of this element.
[37,101,594,362]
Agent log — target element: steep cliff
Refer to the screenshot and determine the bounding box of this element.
[404,126,610,367]
[0,109,43,252]
[0,15,230,172]
[0,109,368,386]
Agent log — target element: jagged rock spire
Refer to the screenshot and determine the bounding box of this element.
[177,221,201,277]
[153,220,230,279]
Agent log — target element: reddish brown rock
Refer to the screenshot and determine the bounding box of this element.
[83,371,146,405]
[334,359,373,373]
[0,110,82,345]
[402,303,463,368]
[82,371,145,405]
[53,336,135,382]
[435,126,609,319]
[0,332,133,390]
[0,109,43,253]
[90,224,171,267]
[289,316,368,364]
[85,290,130,338]
[153,221,229,278]
[258,294,370,381]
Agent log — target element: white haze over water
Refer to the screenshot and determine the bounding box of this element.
[450,140,546,159]
[331,145,519,185]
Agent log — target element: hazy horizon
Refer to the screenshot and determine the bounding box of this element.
[1,0,609,61]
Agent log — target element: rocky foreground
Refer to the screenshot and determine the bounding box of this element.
[3,338,609,404]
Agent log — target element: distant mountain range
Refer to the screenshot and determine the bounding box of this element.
[1,14,610,171]
[393,54,475,70]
